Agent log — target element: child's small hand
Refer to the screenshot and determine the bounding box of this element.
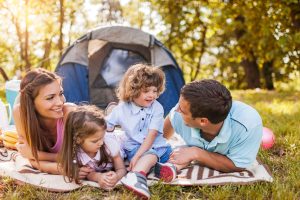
[97,172,117,190]
[79,166,95,179]
[105,171,119,185]
[128,155,140,170]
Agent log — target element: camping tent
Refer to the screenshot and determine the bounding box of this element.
[55,26,185,115]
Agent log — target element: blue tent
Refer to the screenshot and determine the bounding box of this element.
[55,26,184,115]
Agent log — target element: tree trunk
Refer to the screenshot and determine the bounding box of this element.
[241,58,261,89]
[191,25,207,81]
[58,0,64,57]
[262,60,274,90]
[24,0,30,70]
[0,67,9,81]
[40,38,53,70]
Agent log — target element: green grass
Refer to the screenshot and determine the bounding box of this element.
[1,90,299,199]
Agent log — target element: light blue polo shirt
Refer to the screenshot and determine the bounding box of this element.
[169,101,263,168]
[106,100,170,153]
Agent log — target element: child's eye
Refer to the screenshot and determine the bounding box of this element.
[60,91,64,96]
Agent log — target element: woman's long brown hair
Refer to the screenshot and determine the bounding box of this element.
[58,105,109,184]
[19,68,61,162]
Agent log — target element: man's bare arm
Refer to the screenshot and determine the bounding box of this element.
[163,115,175,139]
[169,147,244,172]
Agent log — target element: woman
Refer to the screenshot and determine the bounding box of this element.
[13,68,77,174]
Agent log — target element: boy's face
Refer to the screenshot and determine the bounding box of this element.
[133,86,158,107]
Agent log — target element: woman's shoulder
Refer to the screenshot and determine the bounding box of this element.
[13,103,20,117]
[63,102,76,110]
[62,103,77,118]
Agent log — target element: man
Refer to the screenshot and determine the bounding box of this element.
[164,79,263,172]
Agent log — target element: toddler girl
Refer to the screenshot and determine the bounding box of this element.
[58,105,126,190]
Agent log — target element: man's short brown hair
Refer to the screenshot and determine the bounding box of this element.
[181,79,232,124]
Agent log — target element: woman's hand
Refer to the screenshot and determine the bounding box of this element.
[16,142,34,160]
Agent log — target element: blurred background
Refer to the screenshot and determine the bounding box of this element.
[0,0,299,90]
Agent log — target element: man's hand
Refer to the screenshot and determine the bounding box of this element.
[168,147,195,166]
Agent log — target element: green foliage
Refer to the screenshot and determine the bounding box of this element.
[122,0,300,89]
[1,0,299,90]
[0,89,299,199]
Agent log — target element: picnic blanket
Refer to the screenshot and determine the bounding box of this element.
[0,147,273,192]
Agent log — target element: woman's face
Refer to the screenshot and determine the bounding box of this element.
[34,80,65,120]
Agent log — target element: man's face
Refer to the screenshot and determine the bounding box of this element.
[178,96,202,128]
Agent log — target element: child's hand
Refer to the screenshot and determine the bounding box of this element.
[105,171,119,185]
[128,155,140,170]
[79,166,95,179]
[97,172,117,190]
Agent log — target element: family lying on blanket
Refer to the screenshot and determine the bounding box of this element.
[13,64,263,199]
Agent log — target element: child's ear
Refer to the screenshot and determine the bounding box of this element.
[76,138,82,144]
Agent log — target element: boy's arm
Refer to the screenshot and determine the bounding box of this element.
[129,129,157,169]
[134,129,157,158]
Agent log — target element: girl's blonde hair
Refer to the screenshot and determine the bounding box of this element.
[58,105,109,184]
[117,64,165,102]
[19,68,61,162]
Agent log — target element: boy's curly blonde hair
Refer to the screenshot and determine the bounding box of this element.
[117,64,165,102]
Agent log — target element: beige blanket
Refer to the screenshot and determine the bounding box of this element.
[0,147,273,192]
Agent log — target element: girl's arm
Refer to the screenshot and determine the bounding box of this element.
[112,153,127,180]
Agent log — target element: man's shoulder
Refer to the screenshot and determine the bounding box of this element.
[169,104,182,122]
[229,101,262,131]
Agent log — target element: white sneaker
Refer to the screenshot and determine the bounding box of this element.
[154,162,177,182]
[121,172,150,199]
